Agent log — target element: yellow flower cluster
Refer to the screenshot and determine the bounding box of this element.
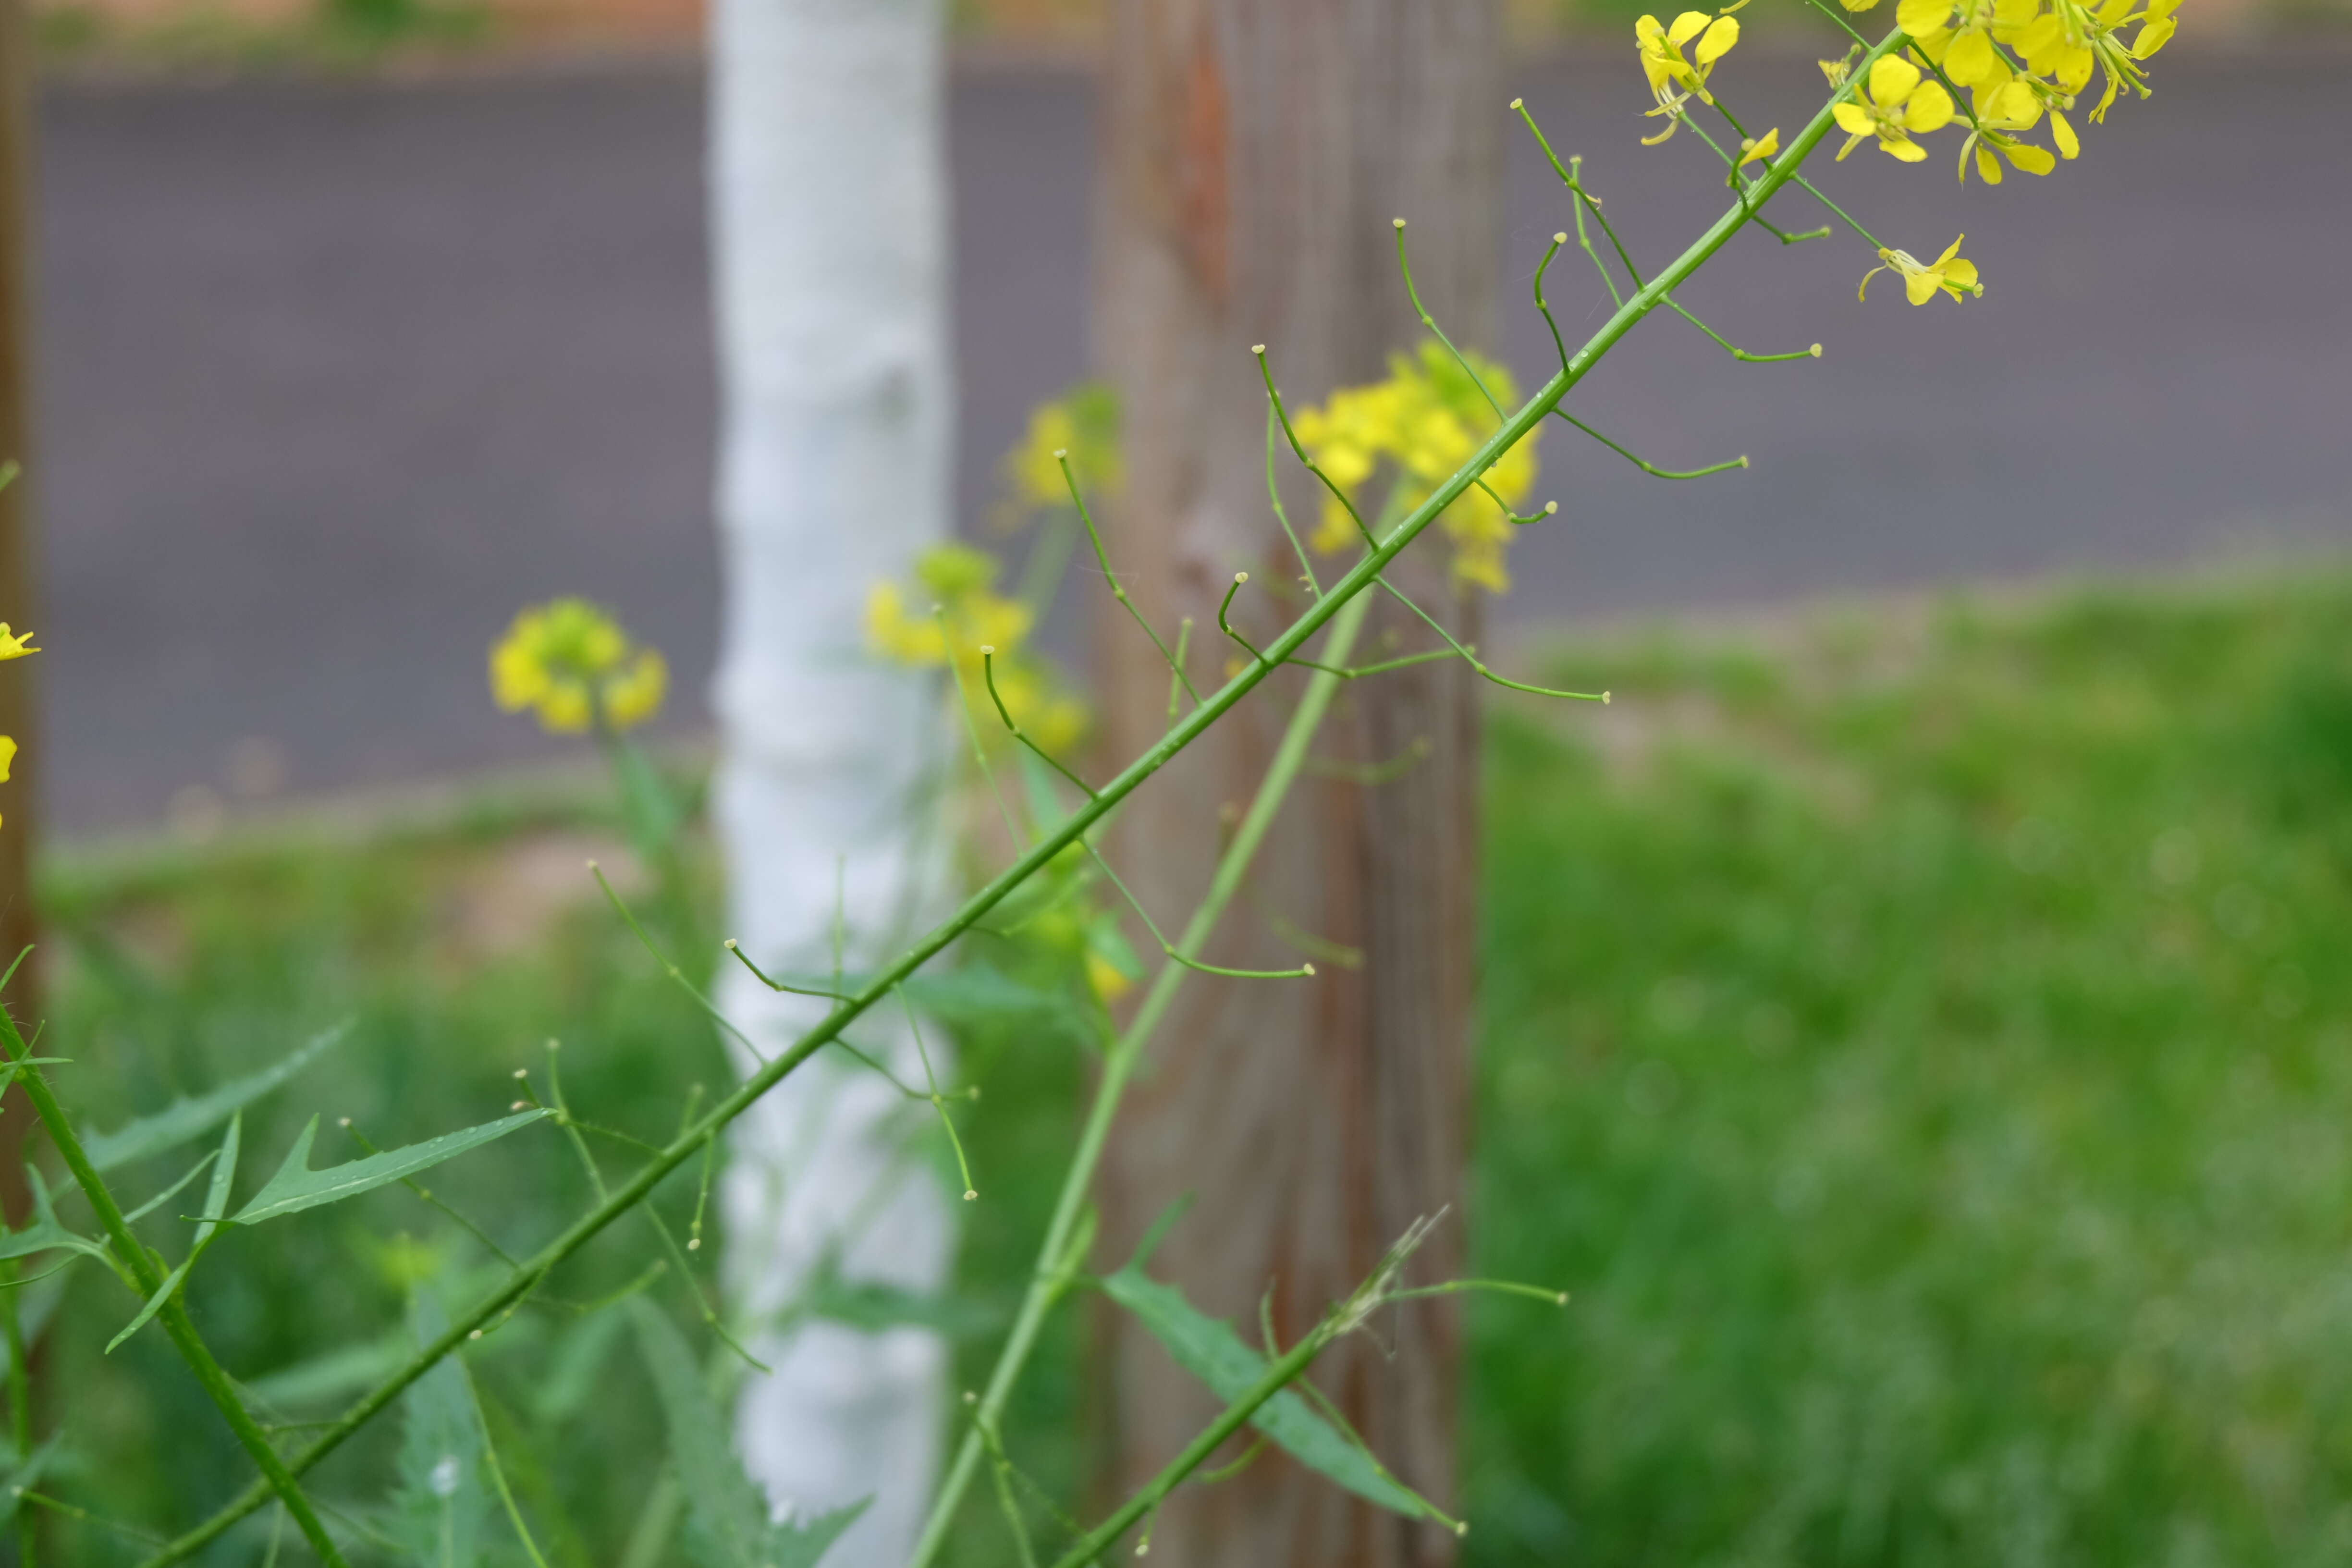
[1290,342,1541,595]
[490,598,667,735]
[866,542,1089,754]
[1636,3,1747,143]
[0,622,36,830]
[1001,381,1121,517]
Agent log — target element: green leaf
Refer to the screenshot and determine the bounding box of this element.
[902,962,1096,1049]
[83,1022,351,1172]
[625,1298,867,1568]
[232,1109,550,1227]
[1100,1262,1439,1521]
[106,1113,243,1355]
[0,1167,112,1267]
[610,736,685,859]
[388,1292,490,1568]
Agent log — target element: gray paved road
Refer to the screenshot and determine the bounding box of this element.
[30,53,2348,832]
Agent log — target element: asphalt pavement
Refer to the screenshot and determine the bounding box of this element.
[29,49,2349,832]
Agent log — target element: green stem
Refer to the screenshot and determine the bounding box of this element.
[1045,1322,1335,1568]
[0,1015,351,1568]
[137,36,1899,1563]
[909,588,1374,1565]
[4,1259,32,1568]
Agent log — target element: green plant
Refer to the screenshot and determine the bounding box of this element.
[0,6,2188,1561]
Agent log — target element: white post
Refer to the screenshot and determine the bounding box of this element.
[707,0,955,1558]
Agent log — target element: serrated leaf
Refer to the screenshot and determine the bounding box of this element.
[1101,1263,1438,1521]
[388,1293,490,1568]
[83,1022,350,1172]
[232,1110,550,1227]
[625,1298,868,1568]
[107,1114,243,1355]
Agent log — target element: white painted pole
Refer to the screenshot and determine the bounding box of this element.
[707,0,954,1556]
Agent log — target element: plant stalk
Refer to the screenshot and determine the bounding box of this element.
[135,36,1894,1563]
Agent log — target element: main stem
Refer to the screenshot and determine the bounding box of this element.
[0,1016,352,1568]
[910,590,1374,1565]
[137,39,1892,1566]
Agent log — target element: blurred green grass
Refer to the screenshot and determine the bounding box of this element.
[26,562,2352,1563]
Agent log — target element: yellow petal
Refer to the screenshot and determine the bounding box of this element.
[1895,0,1952,34]
[1636,12,1665,40]
[1667,10,1712,44]
[1885,134,1929,162]
[1988,79,2042,126]
[2004,141,2056,174]
[1904,270,1940,306]
[1935,233,1966,264]
[1975,142,2004,183]
[2050,109,2080,158]
[1833,102,1874,135]
[1695,14,1740,63]
[1941,257,1979,288]
[2133,15,2175,55]
[0,735,14,784]
[1945,28,1999,86]
[1868,53,1922,107]
[1903,80,1956,131]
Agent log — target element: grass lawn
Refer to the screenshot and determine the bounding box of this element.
[25,563,2352,1565]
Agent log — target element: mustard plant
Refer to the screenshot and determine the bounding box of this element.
[0,8,2188,1562]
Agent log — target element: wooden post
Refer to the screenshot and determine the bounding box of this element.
[0,0,40,1208]
[1093,2,1498,1562]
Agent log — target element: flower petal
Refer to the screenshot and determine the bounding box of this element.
[1975,142,2004,183]
[1942,257,1979,288]
[1695,13,1740,63]
[1946,28,2000,86]
[1833,102,1875,135]
[1895,0,1951,33]
[1885,133,1929,161]
[1903,80,1956,131]
[1668,10,1712,44]
[1869,54,1923,106]
[2004,141,2056,174]
[1904,270,1940,305]
[2050,109,2080,158]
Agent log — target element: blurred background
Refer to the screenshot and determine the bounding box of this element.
[20,0,2352,1562]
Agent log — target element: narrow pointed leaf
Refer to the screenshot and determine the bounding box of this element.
[1101,1263,1438,1520]
[84,1022,350,1172]
[0,1435,60,1526]
[0,1167,111,1266]
[626,1298,867,1568]
[115,1148,217,1225]
[389,1292,490,1568]
[232,1110,550,1226]
[107,1115,244,1354]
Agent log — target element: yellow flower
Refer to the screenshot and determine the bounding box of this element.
[1859,234,1983,306]
[1898,0,2038,89]
[1831,55,1957,163]
[1737,127,1780,167]
[1635,6,1742,141]
[0,624,37,660]
[490,599,667,735]
[866,545,1035,670]
[1085,948,1133,1005]
[1003,381,1121,514]
[1956,77,2060,183]
[1291,342,1541,594]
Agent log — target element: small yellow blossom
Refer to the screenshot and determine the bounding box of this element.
[1859,234,1982,306]
[1635,7,1743,141]
[1290,342,1540,594]
[1003,381,1121,515]
[866,546,1035,669]
[1738,127,1780,167]
[1831,55,1957,163]
[0,624,37,660]
[1956,78,2060,183]
[1085,949,1132,1005]
[1899,0,2038,88]
[491,599,667,735]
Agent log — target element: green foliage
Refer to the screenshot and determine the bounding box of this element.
[1097,1258,1437,1520]
[625,1298,868,1568]
[233,1109,551,1226]
[388,1294,492,1568]
[81,1023,346,1173]
[1470,567,2352,1567]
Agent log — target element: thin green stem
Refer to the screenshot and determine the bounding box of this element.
[1265,405,1323,600]
[1256,347,1377,549]
[4,1259,33,1568]
[1217,574,1267,667]
[1393,218,1503,419]
[981,648,1099,800]
[1552,409,1749,480]
[0,1010,351,1568]
[1532,230,1573,375]
[143,39,1901,1560]
[1061,453,1201,707]
[1663,297,1822,363]
[910,589,1375,1564]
